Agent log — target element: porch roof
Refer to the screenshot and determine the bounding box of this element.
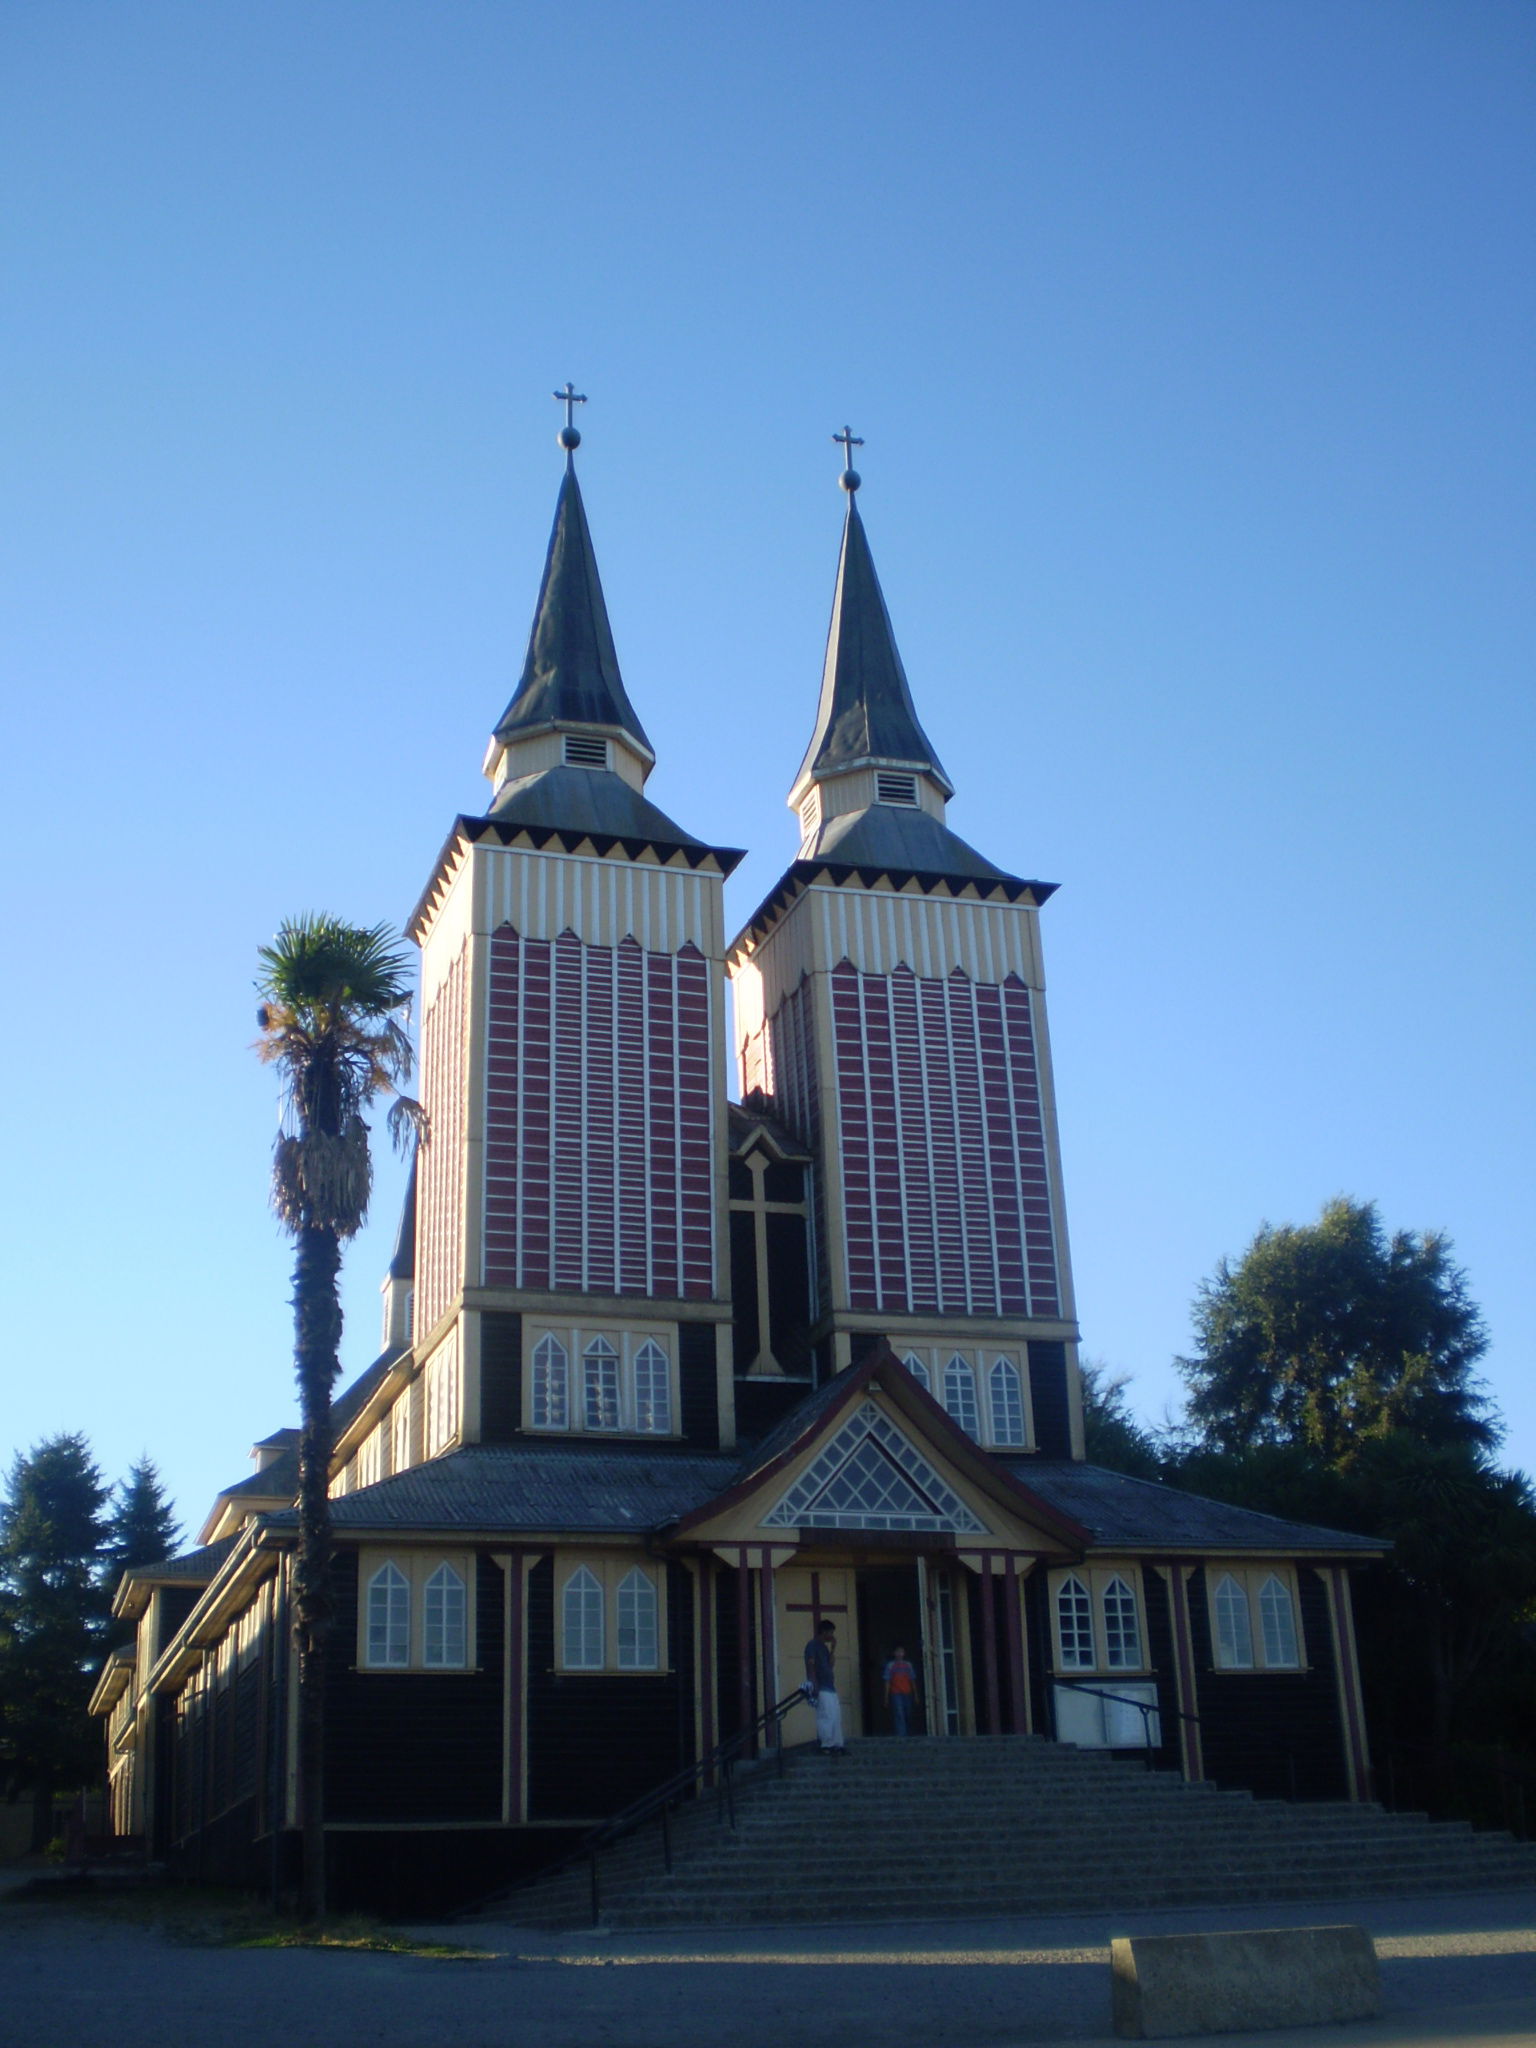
[999,1459,1385,1556]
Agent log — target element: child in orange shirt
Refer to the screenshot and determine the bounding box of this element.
[883,1644,919,1737]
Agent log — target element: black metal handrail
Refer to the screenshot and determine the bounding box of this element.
[457,1686,810,1924]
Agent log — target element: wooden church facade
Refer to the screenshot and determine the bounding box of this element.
[93,434,1380,1913]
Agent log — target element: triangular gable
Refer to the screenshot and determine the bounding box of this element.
[668,1342,1092,1554]
[763,1401,986,1534]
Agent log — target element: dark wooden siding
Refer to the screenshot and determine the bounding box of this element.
[729,1210,758,1371]
[326,1553,504,1823]
[158,1585,200,1656]
[480,1310,523,1442]
[714,1563,752,1741]
[679,1322,719,1448]
[1027,1341,1073,1457]
[1139,1567,1180,1763]
[765,1211,811,1372]
[735,1377,813,1446]
[525,1557,695,1821]
[1023,1570,1053,1733]
[1189,1566,1348,1800]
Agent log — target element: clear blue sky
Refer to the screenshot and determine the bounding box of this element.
[3,2,1532,1539]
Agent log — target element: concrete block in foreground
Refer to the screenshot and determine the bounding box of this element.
[1111,1923,1380,2038]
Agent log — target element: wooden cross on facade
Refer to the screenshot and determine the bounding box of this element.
[785,1571,850,1636]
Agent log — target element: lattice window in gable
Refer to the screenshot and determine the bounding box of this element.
[764,1400,986,1532]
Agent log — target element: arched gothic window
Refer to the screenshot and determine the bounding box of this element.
[1101,1574,1142,1669]
[1056,1573,1095,1670]
[583,1337,620,1431]
[563,1566,604,1669]
[988,1359,1026,1446]
[1259,1574,1299,1667]
[366,1562,409,1668]
[1213,1573,1255,1668]
[423,1562,467,1668]
[943,1356,979,1438]
[633,1341,671,1434]
[617,1567,659,1669]
[532,1334,568,1430]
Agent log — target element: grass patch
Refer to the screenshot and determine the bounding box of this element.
[7,1880,489,1959]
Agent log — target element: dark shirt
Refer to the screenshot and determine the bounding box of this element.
[805,1636,836,1694]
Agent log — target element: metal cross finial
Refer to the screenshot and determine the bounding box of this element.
[554,382,587,456]
[833,424,863,492]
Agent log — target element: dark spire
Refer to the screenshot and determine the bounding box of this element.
[793,489,953,798]
[491,460,655,762]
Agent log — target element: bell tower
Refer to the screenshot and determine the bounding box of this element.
[728,440,1085,1458]
[408,396,744,1456]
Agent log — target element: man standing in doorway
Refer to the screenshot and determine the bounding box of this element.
[804,1618,847,1754]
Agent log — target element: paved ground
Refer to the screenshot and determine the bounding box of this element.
[2,1877,1533,2047]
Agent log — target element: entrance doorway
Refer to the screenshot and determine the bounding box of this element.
[856,1565,926,1736]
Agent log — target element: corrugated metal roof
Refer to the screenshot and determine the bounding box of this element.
[1001,1460,1383,1554]
[267,1442,741,1534]
[125,1535,241,1583]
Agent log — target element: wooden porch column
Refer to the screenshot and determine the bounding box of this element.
[980,1554,1002,1735]
[1002,1558,1028,1733]
[757,1546,777,1739]
[698,1557,716,1776]
[1325,1565,1372,1801]
[499,1549,527,1823]
[1162,1561,1204,1785]
[735,1547,754,1750]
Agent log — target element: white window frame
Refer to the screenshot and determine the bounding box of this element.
[357,1550,476,1672]
[555,1555,668,1673]
[1048,1565,1150,1676]
[531,1333,570,1430]
[901,1343,1033,1449]
[526,1325,679,1438]
[1207,1565,1304,1672]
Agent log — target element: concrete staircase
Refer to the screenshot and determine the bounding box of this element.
[486,1736,1536,1929]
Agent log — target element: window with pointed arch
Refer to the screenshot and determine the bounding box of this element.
[899,1345,1031,1449]
[423,1562,468,1668]
[1055,1573,1095,1670]
[359,1551,476,1671]
[583,1337,621,1431]
[366,1561,409,1668]
[988,1359,1027,1447]
[1049,1565,1149,1675]
[557,1556,670,1673]
[633,1341,671,1435]
[562,1566,605,1670]
[943,1355,980,1438]
[531,1334,569,1430]
[527,1326,678,1437]
[1209,1566,1303,1671]
[616,1567,660,1669]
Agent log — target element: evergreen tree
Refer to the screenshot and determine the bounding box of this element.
[103,1458,182,1580]
[1179,1197,1495,1463]
[0,1435,111,1848]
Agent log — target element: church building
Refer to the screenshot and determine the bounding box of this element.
[92,414,1382,1912]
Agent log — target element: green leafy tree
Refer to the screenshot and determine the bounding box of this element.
[255,915,420,1917]
[1179,1198,1495,1464]
[0,1435,111,1848]
[1079,1361,1165,1481]
[103,1457,181,1580]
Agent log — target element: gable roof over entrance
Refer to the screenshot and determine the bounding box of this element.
[668,1343,1091,1552]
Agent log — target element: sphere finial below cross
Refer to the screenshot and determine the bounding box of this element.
[833,424,863,492]
[555,381,587,454]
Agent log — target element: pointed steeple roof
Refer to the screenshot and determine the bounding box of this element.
[492,465,654,762]
[792,495,952,800]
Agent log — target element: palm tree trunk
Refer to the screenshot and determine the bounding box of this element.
[292,1221,343,1919]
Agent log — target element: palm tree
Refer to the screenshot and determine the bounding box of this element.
[255,915,420,1917]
